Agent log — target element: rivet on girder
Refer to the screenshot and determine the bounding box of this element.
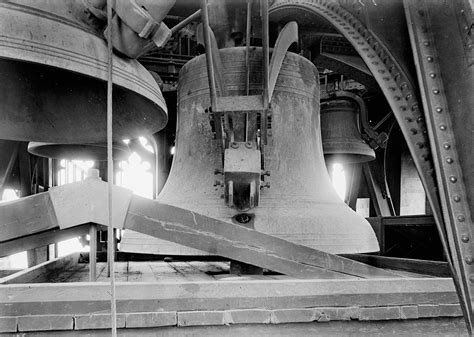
[435,107,443,113]
[458,215,466,222]
[461,234,470,242]
[411,128,418,135]
[449,176,458,183]
[466,256,473,265]
[446,157,454,164]
[439,125,447,131]
[423,41,430,46]
[470,275,474,283]
[433,89,440,94]
[426,56,434,62]
[416,117,424,123]
[405,117,413,123]
[394,96,401,101]
[411,104,419,111]
[400,106,407,111]
[453,195,461,202]
[443,143,451,150]
[406,94,413,100]
[429,73,436,78]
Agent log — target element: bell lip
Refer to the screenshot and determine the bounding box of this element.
[28,142,131,161]
[0,2,167,126]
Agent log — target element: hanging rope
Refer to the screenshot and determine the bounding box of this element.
[106,0,117,335]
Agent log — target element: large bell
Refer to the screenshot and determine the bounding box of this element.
[0,1,167,143]
[121,47,379,255]
[320,98,375,164]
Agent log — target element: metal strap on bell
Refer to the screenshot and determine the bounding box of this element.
[320,96,376,164]
[121,47,380,256]
[0,1,167,143]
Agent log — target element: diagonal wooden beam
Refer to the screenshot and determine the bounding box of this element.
[0,225,90,258]
[125,196,399,279]
[0,179,399,279]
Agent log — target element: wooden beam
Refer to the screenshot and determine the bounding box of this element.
[342,254,451,277]
[0,179,398,279]
[0,192,58,243]
[125,196,399,279]
[0,252,80,284]
[0,140,19,194]
[0,225,90,258]
[363,162,394,217]
[0,277,458,316]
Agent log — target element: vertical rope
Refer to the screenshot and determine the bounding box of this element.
[106,0,117,335]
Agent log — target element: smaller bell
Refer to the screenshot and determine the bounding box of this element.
[27,142,131,161]
[320,98,375,164]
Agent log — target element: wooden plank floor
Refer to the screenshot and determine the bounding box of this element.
[42,261,430,283]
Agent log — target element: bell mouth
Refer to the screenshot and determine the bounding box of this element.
[323,150,376,165]
[28,142,131,161]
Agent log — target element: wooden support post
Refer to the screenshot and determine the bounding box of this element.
[0,140,19,195]
[89,224,97,282]
[363,162,395,217]
[26,246,49,268]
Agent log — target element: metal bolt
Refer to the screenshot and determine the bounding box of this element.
[433,89,440,94]
[449,176,457,183]
[406,94,413,100]
[457,215,466,222]
[405,117,412,123]
[465,256,473,265]
[443,143,451,150]
[423,41,430,46]
[470,275,474,283]
[429,73,436,78]
[261,181,270,188]
[231,142,239,149]
[446,157,453,164]
[245,142,252,149]
[411,103,419,111]
[394,96,401,101]
[453,195,461,202]
[400,106,407,111]
[439,125,447,131]
[411,128,418,135]
[435,107,443,113]
[427,56,433,62]
[214,180,223,187]
[416,117,424,123]
[461,234,469,242]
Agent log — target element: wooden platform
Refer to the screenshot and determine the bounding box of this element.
[0,254,468,335]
